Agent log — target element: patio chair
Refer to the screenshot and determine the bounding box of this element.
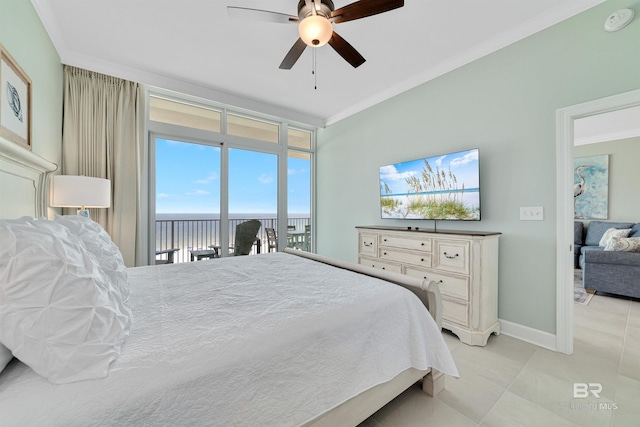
[303,224,311,252]
[265,227,277,252]
[232,219,262,256]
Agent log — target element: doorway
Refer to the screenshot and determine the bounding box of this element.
[556,88,640,354]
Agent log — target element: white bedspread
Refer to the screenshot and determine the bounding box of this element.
[0,252,457,426]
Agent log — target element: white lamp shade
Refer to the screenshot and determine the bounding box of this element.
[298,15,333,47]
[49,175,111,208]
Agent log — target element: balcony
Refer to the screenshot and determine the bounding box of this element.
[155,216,310,264]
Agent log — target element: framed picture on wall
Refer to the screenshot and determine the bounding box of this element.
[0,44,31,150]
[574,154,608,219]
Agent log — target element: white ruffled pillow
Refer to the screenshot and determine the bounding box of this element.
[0,343,12,373]
[0,217,131,384]
[599,227,631,247]
[55,215,129,301]
[605,236,640,252]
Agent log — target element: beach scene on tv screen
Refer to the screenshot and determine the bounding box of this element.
[380,148,480,220]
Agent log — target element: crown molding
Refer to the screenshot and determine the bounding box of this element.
[325,0,605,126]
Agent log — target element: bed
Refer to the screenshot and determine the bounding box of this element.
[0,138,458,426]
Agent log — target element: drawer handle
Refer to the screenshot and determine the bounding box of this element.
[423,277,443,285]
[443,252,459,259]
[383,252,387,255]
[421,242,425,246]
[383,238,387,242]
[421,258,425,262]
[382,267,386,270]
[363,242,372,247]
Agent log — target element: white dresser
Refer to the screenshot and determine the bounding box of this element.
[357,226,501,346]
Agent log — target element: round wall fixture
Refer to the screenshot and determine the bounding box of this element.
[603,8,635,32]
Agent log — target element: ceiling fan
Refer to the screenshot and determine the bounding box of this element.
[228,0,404,70]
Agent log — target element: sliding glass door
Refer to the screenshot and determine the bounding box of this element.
[154,138,221,264]
[287,150,311,251]
[287,128,313,252]
[148,93,315,264]
[153,138,282,262]
[228,148,278,255]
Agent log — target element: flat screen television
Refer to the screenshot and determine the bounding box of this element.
[379,148,480,220]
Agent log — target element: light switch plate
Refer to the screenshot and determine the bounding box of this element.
[520,207,544,220]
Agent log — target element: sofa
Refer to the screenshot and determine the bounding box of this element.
[576,221,640,298]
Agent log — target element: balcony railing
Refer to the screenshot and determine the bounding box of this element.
[155,217,310,264]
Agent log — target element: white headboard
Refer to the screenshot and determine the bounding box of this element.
[0,138,57,219]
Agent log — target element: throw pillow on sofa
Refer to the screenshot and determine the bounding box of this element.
[605,236,640,252]
[599,227,631,247]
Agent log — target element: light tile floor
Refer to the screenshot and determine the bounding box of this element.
[360,293,640,427]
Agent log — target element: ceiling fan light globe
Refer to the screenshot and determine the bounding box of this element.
[299,15,332,47]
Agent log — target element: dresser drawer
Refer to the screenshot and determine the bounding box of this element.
[442,298,469,327]
[404,268,469,300]
[380,234,432,252]
[357,226,500,346]
[434,240,470,274]
[359,233,377,256]
[379,248,432,268]
[359,257,402,274]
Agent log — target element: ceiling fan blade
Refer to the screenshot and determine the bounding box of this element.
[328,31,366,68]
[227,6,298,23]
[331,0,404,24]
[279,38,308,69]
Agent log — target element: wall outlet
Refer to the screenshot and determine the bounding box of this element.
[520,206,544,220]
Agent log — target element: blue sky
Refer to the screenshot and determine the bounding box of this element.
[156,139,310,214]
[380,148,480,195]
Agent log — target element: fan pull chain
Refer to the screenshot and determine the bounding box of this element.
[312,48,317,90]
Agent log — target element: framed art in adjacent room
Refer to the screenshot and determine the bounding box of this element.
[0,44,31,150]
[574,154,609,219]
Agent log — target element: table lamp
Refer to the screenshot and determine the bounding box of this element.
[49,175,111,219]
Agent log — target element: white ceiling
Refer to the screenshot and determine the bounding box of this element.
[574,105,640,146]
[32,0,605,127]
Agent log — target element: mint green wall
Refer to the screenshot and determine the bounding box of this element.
[316,0,640,334]
[575,136,640,223]
[0,0,62,165]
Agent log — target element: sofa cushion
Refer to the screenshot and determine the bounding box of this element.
[584,249,640,267]
[574,221,584,245]
[605,237,640,252]
[584,221,634,246]
[630,223,640,238]
[599,228,632,247]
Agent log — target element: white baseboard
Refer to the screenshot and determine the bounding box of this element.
[498,319,557,352]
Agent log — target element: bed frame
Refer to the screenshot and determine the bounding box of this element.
[0,138,57,219]
[285,249,445,426]
[0,138,446,427]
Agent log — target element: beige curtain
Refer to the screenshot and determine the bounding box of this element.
[62,66,144,267]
